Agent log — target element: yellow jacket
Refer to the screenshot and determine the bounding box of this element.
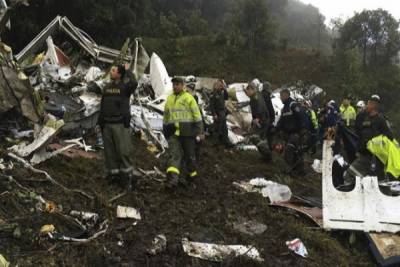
[163,91,203,137]
[367,135,400,178]
[340,105,356,127]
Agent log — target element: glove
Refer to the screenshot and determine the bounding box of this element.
[123,116,131,128]
[163,124,176,139]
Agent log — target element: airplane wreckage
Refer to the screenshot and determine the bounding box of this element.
[0,11,400,266]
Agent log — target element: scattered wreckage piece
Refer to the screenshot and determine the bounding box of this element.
[182,238,264,262]
[286,238,308,258]
[322,140,400,233]
[30,144,76,165]
[9,118,64,157]
[116,206,141,220]
[233,178,292,203]
[367,233,400,267]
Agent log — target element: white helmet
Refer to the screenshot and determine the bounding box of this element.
[356,100,366,108]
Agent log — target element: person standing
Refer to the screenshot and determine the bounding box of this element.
[163,77,204,188]
[345,95,393,183]
[94,65,140,191]
[340,96,356,127]
[276,89,308,175]
[210,80,231,147]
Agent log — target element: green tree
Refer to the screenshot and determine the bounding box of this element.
[336,9,400,68]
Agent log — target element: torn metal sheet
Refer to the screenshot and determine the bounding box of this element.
[367,233,400,267]
[182,238,263,262]
[9,118,64,157]
[130,105,163,131]
[149,53,172,99]
[30,144,76,165]
[270,202,323,227]
[322,140,400,233]
[16,16,132,64]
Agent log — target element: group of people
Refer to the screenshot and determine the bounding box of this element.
[95,65,398,190]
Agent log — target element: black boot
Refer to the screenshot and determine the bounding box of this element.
[166,173,179,188]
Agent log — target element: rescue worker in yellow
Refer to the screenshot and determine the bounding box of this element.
[163,77,204,188]
[340,96,356,127]
[344,95,394,184]
[91,65,141,191]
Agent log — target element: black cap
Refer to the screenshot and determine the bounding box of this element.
[171,77,184,83]
[369,94,381,103]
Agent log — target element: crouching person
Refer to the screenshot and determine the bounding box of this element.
[93,65,141,191]
[163,77,204,188]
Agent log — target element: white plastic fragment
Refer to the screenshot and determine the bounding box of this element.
[311,159,322,173]
[286,238,308,258]
[235,178,292,203]
[70,210,99,224]
[182,238,264,262]
[116,206,141,220]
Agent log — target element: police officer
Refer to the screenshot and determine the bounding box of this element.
[210,80,231,147]
[345,95,393,183]
[163,77,204,188]
[93,65,140,190]
[244,80,271,161]
[276,89,308,175]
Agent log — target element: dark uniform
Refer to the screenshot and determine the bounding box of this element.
[249,91,271,160]
[261,85,276,149]
[249,91,270,138]
[92,73,138,187]
[277,97,308,175]
[344,111,393,183]
[210,88,230,146]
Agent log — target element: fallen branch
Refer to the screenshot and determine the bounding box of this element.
[49,220,108,243]
[108,192,127,203]
[8,153,94,200]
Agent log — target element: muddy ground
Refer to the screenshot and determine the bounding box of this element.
[0,135,375,266]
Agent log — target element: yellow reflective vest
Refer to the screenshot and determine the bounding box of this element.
[367,135,400,178]
[340,105,356,127]
[163,91,203,137]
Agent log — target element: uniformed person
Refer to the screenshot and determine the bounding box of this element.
[92,65,140,190]
[340,96,357,127]
[276,89,308,175]
[163,77,204,188]
[210,80,230,147]
[244,81,271,161]
[344,95,393,183]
